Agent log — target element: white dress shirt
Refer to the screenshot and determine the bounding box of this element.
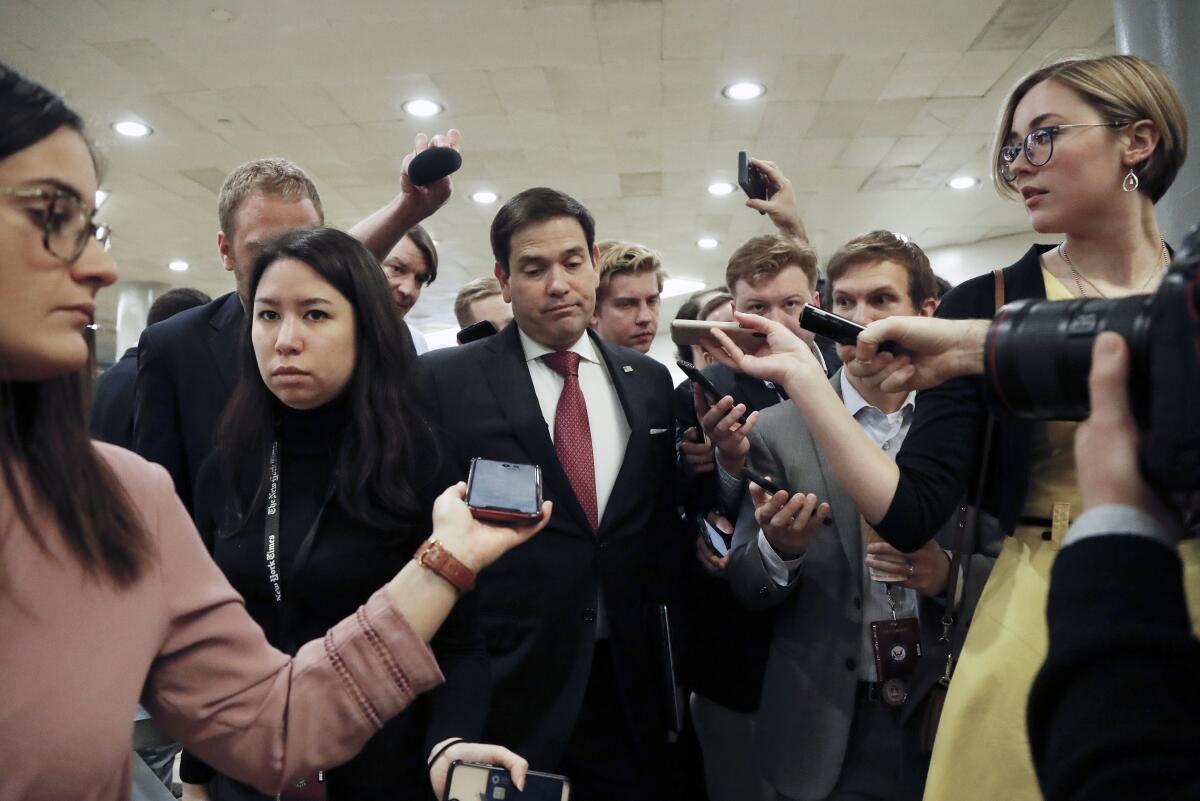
[518,328,631,638]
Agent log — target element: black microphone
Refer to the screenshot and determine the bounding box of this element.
[407,146,462,186]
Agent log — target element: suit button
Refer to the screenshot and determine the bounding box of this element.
[853,597,862,610]
[583,608,596,623]
[758,586,769,598]
[845,658,856,671]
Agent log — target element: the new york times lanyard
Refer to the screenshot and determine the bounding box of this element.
[263,441,330,625]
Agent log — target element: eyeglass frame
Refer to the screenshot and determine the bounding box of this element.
[998,121,1132,182]
[0,185,112,262]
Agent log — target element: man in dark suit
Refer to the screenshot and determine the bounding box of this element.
[417,187,684,801]
[91,288,210,450]
[133,133,457,510]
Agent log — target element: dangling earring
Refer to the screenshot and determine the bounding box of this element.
[1123,169,1140,192]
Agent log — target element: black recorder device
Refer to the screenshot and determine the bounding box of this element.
[799,304,899,354]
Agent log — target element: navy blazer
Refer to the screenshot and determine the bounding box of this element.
[91,346,139,449]
[416,323,686,769]
[133,292,243,511]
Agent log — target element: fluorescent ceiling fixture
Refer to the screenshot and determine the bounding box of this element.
[707,182,735,196]
[403,99,443,117]
[94,189,108,208]
[722,82,765,100]
[948,175,979,190]
[112,120,152,137]
[697,238,719,250]
[168,260,189,272]
[471,190,498,204]
[662,278,707,299]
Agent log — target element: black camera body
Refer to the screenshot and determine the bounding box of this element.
[985,226,1200,492]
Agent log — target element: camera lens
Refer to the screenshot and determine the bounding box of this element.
[986,294,1153,420]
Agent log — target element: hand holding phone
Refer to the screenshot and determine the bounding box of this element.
[738,151,770,202]
[742,466,787,496]
[798,304,898,354]
[444,761,569,801]
[466,459,545,524]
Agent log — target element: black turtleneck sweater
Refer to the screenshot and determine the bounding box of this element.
[183,401,487,800]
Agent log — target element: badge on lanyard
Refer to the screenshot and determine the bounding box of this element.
[869,585,921,706]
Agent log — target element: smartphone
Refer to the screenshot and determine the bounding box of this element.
[742,466,787,496]
[466,458,544,524]
[670,319,766,350]
[696,515,730,557]
[676,360,748,424]
[457,319,499,345]
[738,151,769,201]
[444,761,570,801]
[798,304,898,354]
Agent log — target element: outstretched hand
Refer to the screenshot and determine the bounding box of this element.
[398,129,461,222]
[431,482,551,573]
[704,311,824,390]
[847,316,990,394]
[428,739,529,798]
[745,158,808,244]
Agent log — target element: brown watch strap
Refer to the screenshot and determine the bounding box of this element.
[414,538,476,592]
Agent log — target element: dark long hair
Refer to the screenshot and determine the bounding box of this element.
[214,226,439,535]
[0,63,150,587]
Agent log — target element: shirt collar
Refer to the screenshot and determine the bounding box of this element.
[839,368,915,419]
[518,326,599,366]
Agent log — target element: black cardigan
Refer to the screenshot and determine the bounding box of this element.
[876,244,1055,548]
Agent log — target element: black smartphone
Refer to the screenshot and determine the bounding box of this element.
[738,151,769,201]
[696,515,730,556]
[742,466,787,496]
[466,458,544,524]
[798,304,898,354]
[676,360,748,424]
[457,319,499,345]
[444,760,569,801]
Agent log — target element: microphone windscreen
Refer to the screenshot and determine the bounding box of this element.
[407,146,463,186]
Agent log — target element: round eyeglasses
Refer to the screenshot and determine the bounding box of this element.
[998,121,1130,182]
[0,186,112,262]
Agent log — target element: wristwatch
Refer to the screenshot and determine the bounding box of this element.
[413,538,476,593]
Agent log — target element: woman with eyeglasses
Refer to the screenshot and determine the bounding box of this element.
[0,63,549,801]
[703,54,1193,801]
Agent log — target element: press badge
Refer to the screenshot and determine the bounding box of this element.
[870,617,921,683]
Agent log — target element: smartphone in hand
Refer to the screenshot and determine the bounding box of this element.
[738,151,769,201]
[676,360,748,425]
[742,466,788,496]
[798,304,898,354]
[444,760,569,801]
[466,458,544,524]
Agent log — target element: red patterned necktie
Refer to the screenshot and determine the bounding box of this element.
[542,350,599,531]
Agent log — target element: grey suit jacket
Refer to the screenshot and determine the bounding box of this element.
[725,370,1000,801]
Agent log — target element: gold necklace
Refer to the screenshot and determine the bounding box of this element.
[1059,238,1168,298]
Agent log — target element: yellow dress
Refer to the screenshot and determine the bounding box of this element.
[922,269,1200,801]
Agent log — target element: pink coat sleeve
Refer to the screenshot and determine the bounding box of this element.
[136,457,444,792]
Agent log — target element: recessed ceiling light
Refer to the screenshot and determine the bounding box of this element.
[403,99,443,118]
[94,189,109,208]
[707,182,735,196]
[722,82,765,100]
[662,278,708,298]
[471,191,498,204]
[168,260,189,272]
[697,238,719,250]
[948,176,979,190]
[112,120,152,137]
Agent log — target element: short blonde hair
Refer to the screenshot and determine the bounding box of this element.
[454,276,503,328]
[596,242,664,306]
[991,54,1187,203]
[218,158,324,238]
[725,235,818,294]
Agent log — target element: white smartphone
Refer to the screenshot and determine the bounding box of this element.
[444,761,570,801]
[670,319,767,350]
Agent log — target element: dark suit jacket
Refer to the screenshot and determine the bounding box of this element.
[91,346,139,449]
[1028,534,1200,801]
[416,324,685,769]
[133,292,243,511]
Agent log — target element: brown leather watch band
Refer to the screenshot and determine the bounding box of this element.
[413,538,476,593]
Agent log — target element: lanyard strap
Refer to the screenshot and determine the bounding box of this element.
[263,440,331,651]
